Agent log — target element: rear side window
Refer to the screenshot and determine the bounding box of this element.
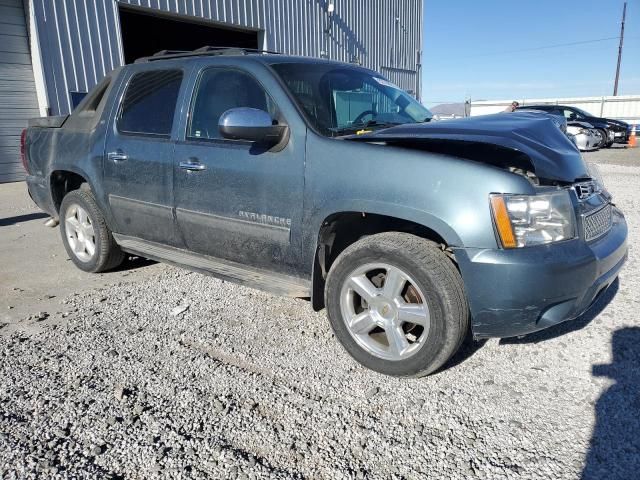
[118,69,183,136]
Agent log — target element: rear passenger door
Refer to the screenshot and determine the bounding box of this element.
[103,67,185,246]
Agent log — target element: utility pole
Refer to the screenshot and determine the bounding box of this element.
[613,1,627,96]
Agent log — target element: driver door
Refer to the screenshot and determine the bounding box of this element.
[173,67,304,276]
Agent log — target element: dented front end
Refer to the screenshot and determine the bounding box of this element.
[349,112,628,338]
[457,175,627,338]
[349,111,590,185]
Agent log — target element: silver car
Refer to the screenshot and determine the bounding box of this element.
[567,122,600,151]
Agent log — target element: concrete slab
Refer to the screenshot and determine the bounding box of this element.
[0,182,164,333]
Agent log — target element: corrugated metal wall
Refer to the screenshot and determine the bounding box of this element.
[0,0,39,182]
[32,0,422,116]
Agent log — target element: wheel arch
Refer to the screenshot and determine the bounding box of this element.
[310,208,462,311]
[49,168,94,213]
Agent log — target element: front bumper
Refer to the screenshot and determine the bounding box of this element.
[612,129,628,143]
[574,133,599,151]
[454,206,627,338]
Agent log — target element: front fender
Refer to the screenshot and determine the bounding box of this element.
[308,199,463,249]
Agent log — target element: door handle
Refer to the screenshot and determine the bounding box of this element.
[179,159,206,171]
[108,151,128,163]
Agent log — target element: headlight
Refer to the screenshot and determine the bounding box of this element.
[490,190,576,248]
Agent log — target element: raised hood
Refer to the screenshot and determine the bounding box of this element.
[348,112,590,184]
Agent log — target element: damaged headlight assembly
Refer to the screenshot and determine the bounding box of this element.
[490,190,576,248]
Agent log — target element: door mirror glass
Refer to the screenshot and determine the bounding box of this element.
[219,107,287,144]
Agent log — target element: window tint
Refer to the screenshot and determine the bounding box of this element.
[188,69,277,140]
[118,69,183,136]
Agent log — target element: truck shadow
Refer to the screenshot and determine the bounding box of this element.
[0,212,49,227]
[582,327,640,479]
[499,278,619,345]
[437,332,488,373]
[110,255,157,272]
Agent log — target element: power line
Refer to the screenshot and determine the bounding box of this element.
[459,36,621,59]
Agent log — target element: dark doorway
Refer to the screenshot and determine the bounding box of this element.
[118,7,260,64]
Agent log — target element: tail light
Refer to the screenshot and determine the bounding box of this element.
[20,129,28,174]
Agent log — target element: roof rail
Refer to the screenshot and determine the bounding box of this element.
[135,46,281,63]
[151,49,189,57]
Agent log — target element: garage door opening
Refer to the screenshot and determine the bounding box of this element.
[118,7,260,64]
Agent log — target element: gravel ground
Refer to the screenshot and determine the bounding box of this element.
[1,155,639,479]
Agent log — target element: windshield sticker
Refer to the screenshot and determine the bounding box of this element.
[373,77,400,89]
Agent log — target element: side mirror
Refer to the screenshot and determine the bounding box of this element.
[218,107,287,144]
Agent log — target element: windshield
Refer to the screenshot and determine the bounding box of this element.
[271,63,432,137]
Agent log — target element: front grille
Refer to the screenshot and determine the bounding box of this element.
[583,204,612,242]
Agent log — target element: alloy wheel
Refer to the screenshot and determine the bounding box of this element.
[339,263,431,361]
[64,204,96,262]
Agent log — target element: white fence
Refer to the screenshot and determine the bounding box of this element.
[470,95,640,124]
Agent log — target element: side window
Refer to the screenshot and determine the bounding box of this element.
[188,69,277,140]
[563,109,578,121]
[118,69,183,136]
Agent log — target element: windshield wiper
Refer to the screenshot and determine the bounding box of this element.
[330,120,403,136]
[362,120,404,128]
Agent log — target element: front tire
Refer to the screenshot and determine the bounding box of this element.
[325,232,469,377]
[597,129,611,148]
[59,187,124,273]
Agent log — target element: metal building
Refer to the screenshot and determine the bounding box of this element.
[0,0,423,183]
[0,0,41,182]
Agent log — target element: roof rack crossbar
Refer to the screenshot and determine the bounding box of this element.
[135,46,282,63]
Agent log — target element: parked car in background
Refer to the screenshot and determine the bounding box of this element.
[517,105,629,147]
[566,121,600,151]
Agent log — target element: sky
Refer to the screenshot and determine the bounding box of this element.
[422,0,640,106]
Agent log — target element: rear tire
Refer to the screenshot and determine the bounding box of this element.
[325,232,469,377]
[59,187,124,273]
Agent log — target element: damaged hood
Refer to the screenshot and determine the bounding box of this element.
[349,112,590,183]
